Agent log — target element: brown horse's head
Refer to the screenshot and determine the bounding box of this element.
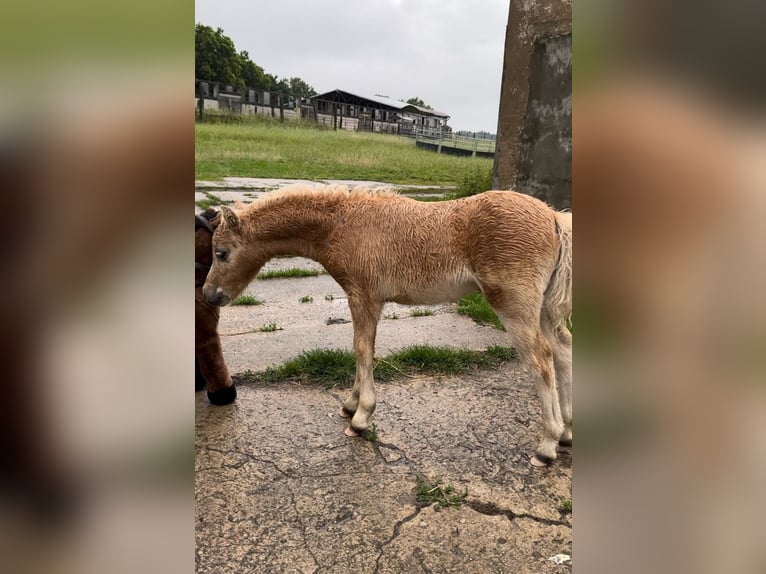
[202,206,256,306]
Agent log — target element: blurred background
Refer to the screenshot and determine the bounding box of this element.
[0,1,192,573]
[575,0,765,573]
[0,0,764,573]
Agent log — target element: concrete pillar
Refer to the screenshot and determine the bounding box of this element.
[493,0,572,210]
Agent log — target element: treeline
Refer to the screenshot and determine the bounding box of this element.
[195,24,317,98]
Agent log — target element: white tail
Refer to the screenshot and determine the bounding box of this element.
[544,211,572,329]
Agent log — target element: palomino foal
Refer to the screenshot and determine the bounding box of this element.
[202,185,572,466]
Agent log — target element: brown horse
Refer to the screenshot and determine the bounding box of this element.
[202,185,572,466]
[196,209,236,405]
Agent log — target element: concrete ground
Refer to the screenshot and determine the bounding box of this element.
[195,182,572,573]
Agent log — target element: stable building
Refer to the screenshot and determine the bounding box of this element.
[310,89,450,136]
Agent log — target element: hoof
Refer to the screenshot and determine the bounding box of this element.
[207,385,236,406]
[531,453,555,467]
[344,425,360,437]
[338,406,354,419]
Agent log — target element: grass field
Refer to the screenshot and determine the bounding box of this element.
[195,119,492,184]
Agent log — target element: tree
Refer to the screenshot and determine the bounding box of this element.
[239,50,272,90]
[196,23,317,97]
[406,96,432,109]
[288,77,317,98]
[195,24,243,86]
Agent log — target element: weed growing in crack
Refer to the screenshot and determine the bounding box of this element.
[231,295,264,306]
[299,295,313,303]
[361,423,378,442]
[415,476,467,509]
[384,312,399,320]
[324,294,334,301]
[258,323,279,332]
[257,268,325,280]
[558,498,572,514]
[410,308,435,317]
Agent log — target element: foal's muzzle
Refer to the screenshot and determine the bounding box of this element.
[202,284,230,306]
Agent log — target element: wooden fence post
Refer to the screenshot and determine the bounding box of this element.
[279,94,284,122]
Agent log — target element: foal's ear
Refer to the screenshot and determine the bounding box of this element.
[220,206,240,232]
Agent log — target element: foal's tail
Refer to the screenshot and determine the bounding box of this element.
[544,211,573,330]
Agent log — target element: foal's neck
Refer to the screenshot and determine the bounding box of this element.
[244,193,342,261]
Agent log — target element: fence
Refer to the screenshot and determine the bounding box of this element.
[402,128,496,158]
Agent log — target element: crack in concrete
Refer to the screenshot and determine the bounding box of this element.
[372,439,415,467]
[202,446,290,478]
[465,499,571,528]
[287,483,322,574]
[373,505,423,574]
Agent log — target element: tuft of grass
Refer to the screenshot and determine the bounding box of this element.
[257,268,325,280]
[384,312,399,320]
[230,295,264,306]
[324,294,334,301]
[238,345,515,388]
[299,295,313,303]
[251,349,357,387]
[558,498,572,514]
[456,293,504,330]
[410,308,435,317]
[195,191,227,211]
[415,476,468,509]
[257,323,279,332]
[446,166,493,199]
[361,423,378,442]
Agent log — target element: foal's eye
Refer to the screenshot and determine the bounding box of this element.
[215,249,229,262]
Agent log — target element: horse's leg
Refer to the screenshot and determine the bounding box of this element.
[343,295,382,435]
[485,286,564,466]
[542,313,573,446]
[554,326,573,446]
[195,293,236,405]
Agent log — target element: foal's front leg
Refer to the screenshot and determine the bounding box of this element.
[342,297,382,436]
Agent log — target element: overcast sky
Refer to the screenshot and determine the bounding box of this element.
[196,0,509,133]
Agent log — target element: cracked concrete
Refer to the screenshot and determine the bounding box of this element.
[196,186,571,572]
[196,359,572,573]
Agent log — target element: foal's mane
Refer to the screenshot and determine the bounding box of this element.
[241,184,401,215]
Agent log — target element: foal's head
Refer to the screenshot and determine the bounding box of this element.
[202,206,254,306]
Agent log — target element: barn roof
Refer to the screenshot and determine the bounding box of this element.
[311,89,449,118]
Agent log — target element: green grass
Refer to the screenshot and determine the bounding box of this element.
[558,498,572,514]
[231,295,264,306]
[415,476,468,509]
[299,295,313,303]
[257,323,279,332]
[361,423,378,443]
[257,268,325,280]
[195,120,492,184]
[410,308,435,317]
[195,191,227,210]
[239,345,516,388]
[384,313,399,320]
[446,166,494,199]
[324,294,334,301]
[456,293,504,330]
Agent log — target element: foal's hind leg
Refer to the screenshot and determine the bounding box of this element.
[341,296,382,435]
[542,314,573,446]
[487,289,564,466]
